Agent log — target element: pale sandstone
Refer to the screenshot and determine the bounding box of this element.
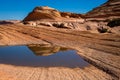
[0,24,119,79]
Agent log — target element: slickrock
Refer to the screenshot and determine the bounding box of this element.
[84,0,120,20]
[0,0,120,79]
[0,64,114,80]
[0,24,119,79]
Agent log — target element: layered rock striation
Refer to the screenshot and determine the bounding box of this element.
[23,6,82,21]
[23,6,86,30]
[84,0,120,20]
[23,0,120,33]
[23,6,61,21]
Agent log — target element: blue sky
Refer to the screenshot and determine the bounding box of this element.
[0,0,107,20]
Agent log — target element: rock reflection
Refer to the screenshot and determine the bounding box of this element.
[28,44,69,56]
[0,45,89,68]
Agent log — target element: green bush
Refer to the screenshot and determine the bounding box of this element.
[107,18,120,27]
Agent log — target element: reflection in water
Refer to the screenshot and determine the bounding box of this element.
[0,44,89,68]
[28,44,69,56]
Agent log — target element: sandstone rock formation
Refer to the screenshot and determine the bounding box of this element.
[84,0,120,20]
[60,12,81,18]
[23,0,120,34]
[0,0,120,79]
[23,6,61,21]
[23,6,82,22]
[23,6,85,30]
[0,24,119,79]
[24,0,120,21]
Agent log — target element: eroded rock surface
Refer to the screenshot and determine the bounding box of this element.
[0,24,119,79]
[85,0,120,20]
[23,6,86,30]
[0,0,120,79]
[24,6,61,21]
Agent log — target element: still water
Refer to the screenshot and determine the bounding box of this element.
[0,44,89,68]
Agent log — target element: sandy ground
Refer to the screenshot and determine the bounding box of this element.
[0,24,120,80]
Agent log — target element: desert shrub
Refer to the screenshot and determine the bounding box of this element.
[97,27,108,33]
[86,26,91,30]
[52,23,60,27]
[59,23,65,28]
[107,18,120,27]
